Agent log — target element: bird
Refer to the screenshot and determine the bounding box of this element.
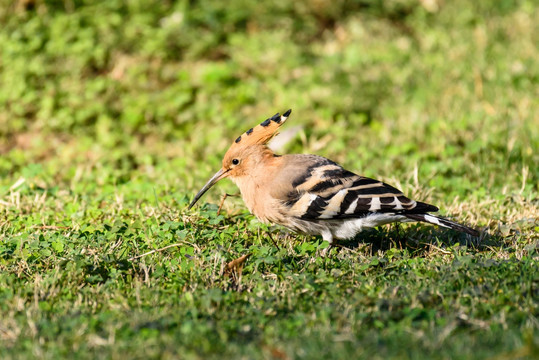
[188,109,479,251]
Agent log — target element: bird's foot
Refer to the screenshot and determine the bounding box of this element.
[319,242,339,257]
[320,246,331,257]
[320,242,354,257]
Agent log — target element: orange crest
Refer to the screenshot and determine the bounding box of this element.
[226,109,292,151]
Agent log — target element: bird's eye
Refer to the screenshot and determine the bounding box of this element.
[232,159,240,165]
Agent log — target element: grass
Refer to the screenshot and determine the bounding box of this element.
[0,0,538,359]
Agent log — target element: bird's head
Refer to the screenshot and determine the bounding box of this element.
[188,109,291,209]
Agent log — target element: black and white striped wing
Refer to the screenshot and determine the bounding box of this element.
[284,158,438,220]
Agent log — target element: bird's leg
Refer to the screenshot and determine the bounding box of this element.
[394,222,405,249]
[320,231,334,257]
[267,231,281,251]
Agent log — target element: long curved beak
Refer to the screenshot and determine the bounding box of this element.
[188,168,228,209]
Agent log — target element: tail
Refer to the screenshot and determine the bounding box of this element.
[405,213,479,237]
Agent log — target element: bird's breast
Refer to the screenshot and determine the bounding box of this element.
[231,174,288,225]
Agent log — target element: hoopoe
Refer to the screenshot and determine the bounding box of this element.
[189,109,479,250]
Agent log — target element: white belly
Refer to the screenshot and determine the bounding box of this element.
[328,213,409,240]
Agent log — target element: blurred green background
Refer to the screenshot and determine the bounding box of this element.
[0,0,537,359]
[1,0,537,197]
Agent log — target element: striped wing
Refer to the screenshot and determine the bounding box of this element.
[284,157,438,220]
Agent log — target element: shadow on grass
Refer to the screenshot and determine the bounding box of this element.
[334,224,506,257]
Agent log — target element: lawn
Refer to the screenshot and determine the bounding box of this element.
[0,0,537,359]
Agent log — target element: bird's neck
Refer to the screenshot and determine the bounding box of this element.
[230,146,284,219]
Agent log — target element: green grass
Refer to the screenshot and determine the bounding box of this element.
[0,0,538,359]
